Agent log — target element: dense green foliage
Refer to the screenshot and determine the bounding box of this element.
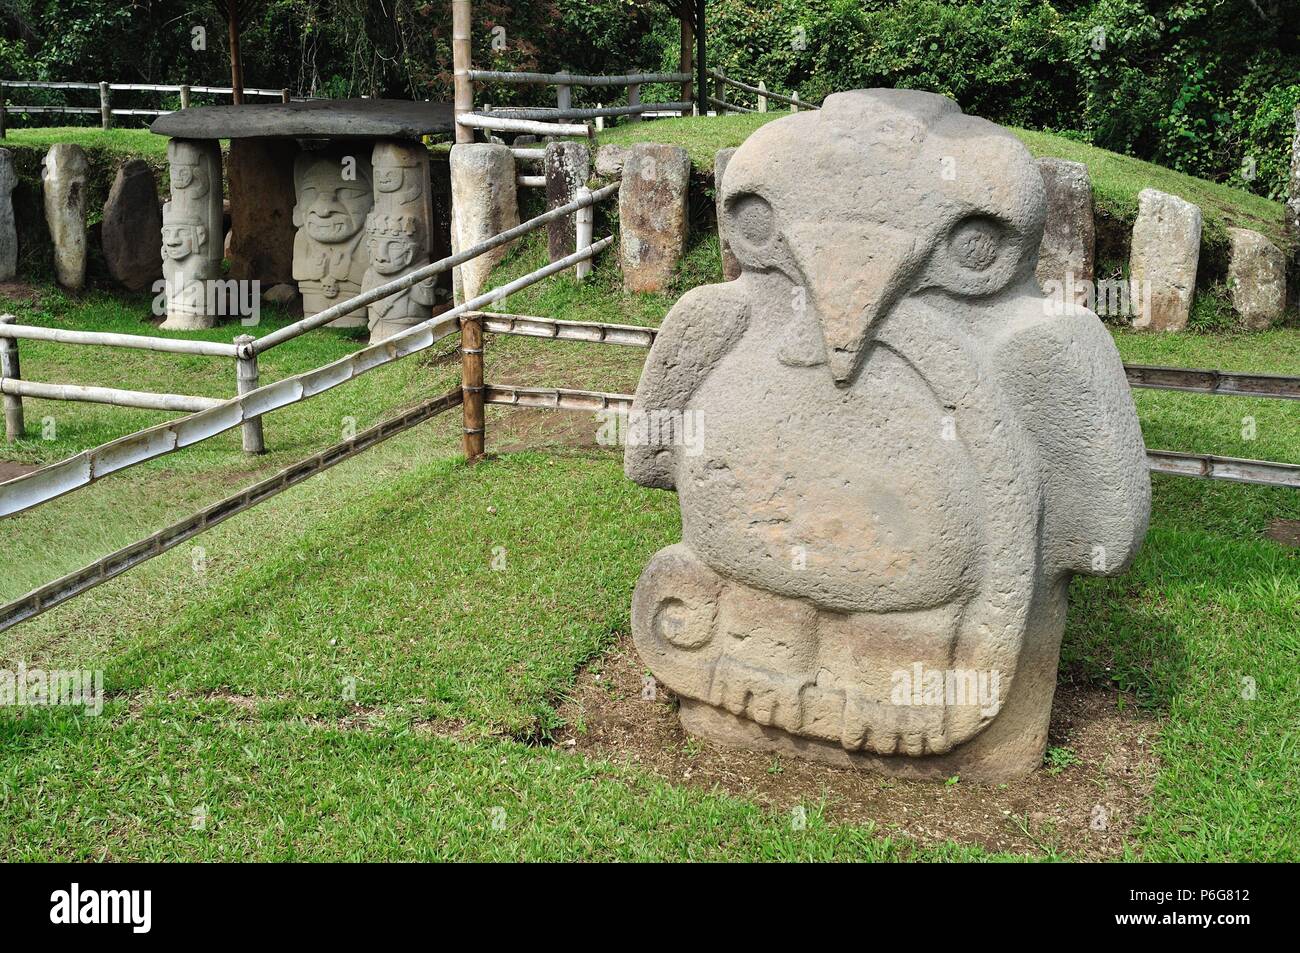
[1,2,1295,195]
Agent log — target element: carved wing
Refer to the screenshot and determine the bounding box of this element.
[625,282,749,490]
[995,306,1151,578]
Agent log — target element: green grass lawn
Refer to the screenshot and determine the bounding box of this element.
[0,216,1297,859]
[0,126,167,158]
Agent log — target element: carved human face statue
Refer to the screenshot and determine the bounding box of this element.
[170,160,208,195]
[296,162,372,244]
[161,221,206,260]
[368,233,417,275]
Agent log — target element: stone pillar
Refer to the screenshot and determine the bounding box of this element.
[1035,158,1094,307]
[0,148,17,281]
[449,143,520,304]
[361,139,438,342]
[228,137,297,286]
[41,143,89,291]
[544,141,591,262]
[619,143,690,293]
[714,147,741,281]
[1227,228,1286,331]
[1128,188,1201,332]
[162,138,223,329]
[292,146,374,328]
[102,159,163,292]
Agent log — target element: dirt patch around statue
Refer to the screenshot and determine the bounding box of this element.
[552,633,1161,860]
[0,460,38,482]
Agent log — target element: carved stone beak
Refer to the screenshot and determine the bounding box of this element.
[785,222,923,386]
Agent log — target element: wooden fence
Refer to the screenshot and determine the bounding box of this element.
[0,80,294,135]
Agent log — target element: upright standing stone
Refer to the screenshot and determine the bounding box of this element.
[595,144,628,178]
[228,137,297,286]
[626,89,1150,782]
[544,141,591,261]
[41,143,89,291]
[362,139,438,342]
[1128,188,1201,332]
[292,147,374,327]
[162,138,223,328]
[102,159,163,291]
[1227,228,1286,330]
[619,143,690,293]
[714,148,741,281]
[449,143,520,304]
[1035,158,1094,306]
[0,149,17,281]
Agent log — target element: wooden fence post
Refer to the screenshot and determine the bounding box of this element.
[679,8,693,116]
[757,80,768,113]
[99,82,111,130]
[0,82,7,139]
[714,68,725,114]
[791,91,800,113]
[0,316,24,441]
[575,187,593,281]
[180,84,191,109]
[280,88,290,104]
[461,314,485,461]
[556,84,571,114]
[627,82,641,123]
[234,334,265,453]
[452,0,475,144]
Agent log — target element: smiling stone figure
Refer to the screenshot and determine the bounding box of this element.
[626,89,1151,781]
[292,150,374,326]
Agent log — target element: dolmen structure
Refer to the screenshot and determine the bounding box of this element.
[626,89,1151,781]
[150,99,453,338]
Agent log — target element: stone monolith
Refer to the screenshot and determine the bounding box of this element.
[545,141,591,261]
[1035,158,1094,306]
[449,143,519,304]
[1227,228,1286,330]
[42,143,89,291]
[1128,188,1201,332]
[619,143,689,292]
[162,138,223,329]
[625,89,1151,782]
[0,149,17,281]
[103,159,163,292]
[292,147,374,327]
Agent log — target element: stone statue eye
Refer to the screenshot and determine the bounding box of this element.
[729,193,775,246]
[948,216,1003,272]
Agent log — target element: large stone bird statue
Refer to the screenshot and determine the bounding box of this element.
[625,89,1151,780]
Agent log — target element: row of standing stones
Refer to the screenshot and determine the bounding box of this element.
[0,138,1290,333]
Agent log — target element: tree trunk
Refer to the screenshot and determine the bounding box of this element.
[228,7,244,104]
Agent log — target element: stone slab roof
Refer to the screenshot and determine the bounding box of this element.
[151,99,454,140]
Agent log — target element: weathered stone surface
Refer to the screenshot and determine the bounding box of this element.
[161,138,223,329]
[41,143,89,291]
[1227,227,1286,330]
[292,146,373,328]
[1128,188,1201,332]
[263,282,300,306]
[1035,158,1093,305]
[152,99,453,140]
[619,143,690,293]
[595,144,628,178]
[363,139,438,342]
[545,141,591,261]
[714,148,740,281]
[228,137,297,285]
[625,89,1150,781]
[449,143,519,304]
[0,149,17,281]
[102,159,163,291]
